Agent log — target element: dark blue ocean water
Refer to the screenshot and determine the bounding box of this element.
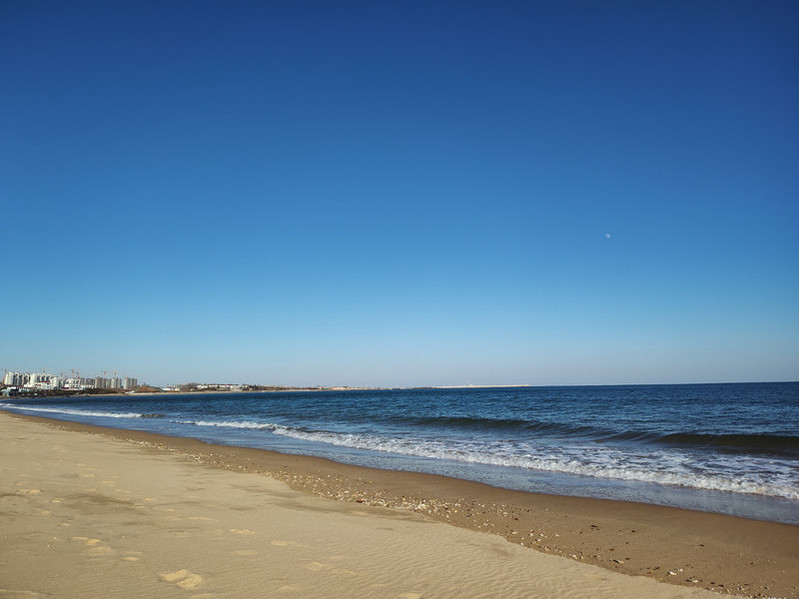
[3,382,798,523]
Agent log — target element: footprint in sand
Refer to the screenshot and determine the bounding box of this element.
[69,537,101,546]
[270,540,298,547]
[229,528,255,535]
[159,569,203,590]
[68,537,114,556]
[399,593,423,599]
[16,489,42,495]
[122,551,143,563]
[304,562,332,572]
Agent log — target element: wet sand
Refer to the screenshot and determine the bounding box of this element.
[2,411,797,598]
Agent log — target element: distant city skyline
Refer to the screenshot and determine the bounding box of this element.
[2,369,138,392]
[2,1,797,388]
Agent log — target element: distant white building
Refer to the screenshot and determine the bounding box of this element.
[123,377,138,390]
[63,377,85,390]
[3,371,30,387]
[62,377,96,390]
[25,372,61,391]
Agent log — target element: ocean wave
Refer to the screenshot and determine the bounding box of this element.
[409,415,532,430]
[405,415,601,437]
[657,432,799,456]
[176,419,278,431]
[407,415,799,457]
[266,426,799,501]
[591,430,799,457]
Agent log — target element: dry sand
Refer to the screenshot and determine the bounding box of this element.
[1,412,796,598]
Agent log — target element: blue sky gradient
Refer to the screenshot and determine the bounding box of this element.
[2,1,797,386]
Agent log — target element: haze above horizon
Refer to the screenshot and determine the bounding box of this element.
[2,1,797,388]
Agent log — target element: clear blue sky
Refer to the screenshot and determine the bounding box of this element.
[2,1,797,387]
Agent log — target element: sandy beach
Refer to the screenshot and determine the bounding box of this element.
[1,412,796,598]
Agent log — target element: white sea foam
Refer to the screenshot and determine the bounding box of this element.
[0,403,142,419]
[171,418,799,500]
[264,425,799,501]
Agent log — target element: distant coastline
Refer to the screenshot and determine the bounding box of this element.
[2,384,533,400]
[5,380,799,400]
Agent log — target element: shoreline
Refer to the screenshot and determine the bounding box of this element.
[3,410,797,597]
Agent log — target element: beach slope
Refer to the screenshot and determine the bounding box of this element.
[0,413,793,598]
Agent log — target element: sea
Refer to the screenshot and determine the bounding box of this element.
[3,382,797,524]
